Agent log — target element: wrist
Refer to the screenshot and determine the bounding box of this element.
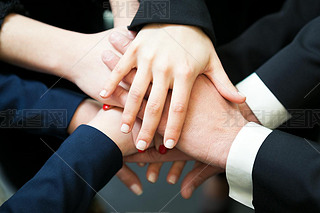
[67,99,101,134]
[220,121,248,169]
[209,117,248,169]
[54,32,91,82]
[87,109,137,156]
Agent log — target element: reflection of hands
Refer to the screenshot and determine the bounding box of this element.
[125,148,223,199]
[100,24,246,152]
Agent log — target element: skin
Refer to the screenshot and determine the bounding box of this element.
[0,14,135,107]
[0,10,256,200]
[100,23,246,152]
[0,13,146,196]
[110,0,139,27]
[103,49,258,199]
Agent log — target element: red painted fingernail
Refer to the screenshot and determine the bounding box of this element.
[102,104,110,111]
[159,145,167,154]
[138,149,145,153]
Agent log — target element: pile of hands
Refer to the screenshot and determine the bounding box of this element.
[66,24,258,198]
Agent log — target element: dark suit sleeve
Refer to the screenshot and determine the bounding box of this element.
[128,0,215,42]
[218,0,320,84]
[252,130,320,212]
[0,125,123,213]
[0,73,86,139]
[0,0,25,27]
[255,15,320,110]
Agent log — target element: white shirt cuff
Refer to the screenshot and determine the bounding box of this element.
[226,122,272,209]
[236,73,291,129]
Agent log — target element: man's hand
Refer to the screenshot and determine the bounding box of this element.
[153,75,248,169]
[101,23,245,153]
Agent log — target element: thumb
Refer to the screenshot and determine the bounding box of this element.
[205,64,246,104]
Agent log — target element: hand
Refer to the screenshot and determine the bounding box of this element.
[87,107,141,156]
[125,149,223,199]
[0,15,135,107]
[66,27,136,107]
[102,46,253,168]
[155,75,248,169]
[100,24,245,152]
[67,99,102,134]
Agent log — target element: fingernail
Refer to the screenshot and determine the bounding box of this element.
[238,91,246,98]
[102,51,114,62]
[102,104,110,111]
[136,140,147,150]
[184,186,195,199]
[121,124,130,134]
[165,139,175,149]
[147,173,157,183]
[130,184,143,196]
[189,186,195,195]
[109,32,120,43]
[128,30,136,39]
[168,176,177,184]
[99,89,107,98]
[138,163,146,167]
[159,145,167,154]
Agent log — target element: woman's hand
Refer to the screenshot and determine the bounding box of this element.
[100,24,245,152]
[67,27,136,107]
[87,107,141,156]
[0,14,136,107]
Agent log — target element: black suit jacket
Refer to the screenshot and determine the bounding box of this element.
[130,1,320,211]
[248,16,320,213]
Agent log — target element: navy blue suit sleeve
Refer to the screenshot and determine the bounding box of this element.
[128,0,215,42]
[252,130,320,212]
[0,73,86,139]
[0,125,123,213]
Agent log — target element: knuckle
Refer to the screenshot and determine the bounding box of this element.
[129,88,144,103]
[172,102,186,114]
[178,67,194,80]
[141,54,154,62]
[184,68,195,79]
[158,66,170,76]
[146,101,162,116]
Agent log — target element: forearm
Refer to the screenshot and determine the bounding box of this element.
[0,73,86,139]
[0,125,123,213]
[0,14,87,81]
